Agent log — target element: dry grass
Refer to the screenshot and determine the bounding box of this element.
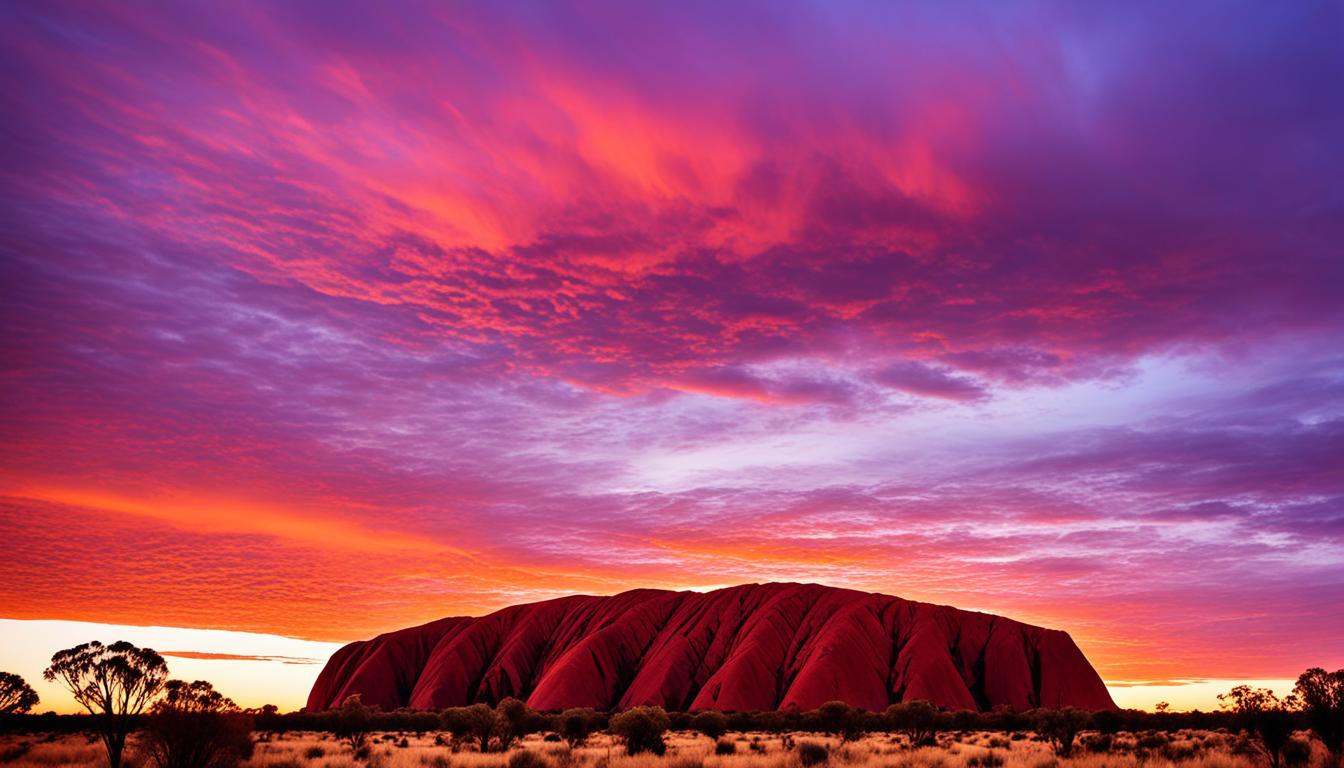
[0,729,1330,768]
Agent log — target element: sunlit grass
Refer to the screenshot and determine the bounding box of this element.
[0,729,1331,768]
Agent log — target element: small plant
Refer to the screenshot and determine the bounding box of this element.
[690,711,729,740]
[609,706,670,756]
[399,737,411,748]
[797,740,828,767]
[714,739,736,755]
[1282,737,1312,768]
[507,750,552,768]
[966,751,1005,767]
[305,745,326,758]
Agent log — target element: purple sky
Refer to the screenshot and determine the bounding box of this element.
[1,0,1342,691]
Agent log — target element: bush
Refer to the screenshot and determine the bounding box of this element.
[141,680,254,768]
[714,739,736,755]
[967,752,1005,768]
[797,741,828,767]
[508,750,551,768]
[813,701,865,742]
[690,711,729,740]
[1282,737,1312,768]
[1083,733,1113,753]
[609,707,670,756]
[334,695,374,754]
[886,701,943,747]
[304,745,325,758]
[1031,708,1090,758]
[443,704,496,752]
[557,708,601,748]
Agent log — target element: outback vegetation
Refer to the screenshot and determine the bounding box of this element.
[1,648,1342,768]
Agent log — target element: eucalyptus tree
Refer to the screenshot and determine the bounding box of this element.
[44,641,168,768]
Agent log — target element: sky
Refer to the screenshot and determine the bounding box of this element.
[1,1,1342,713]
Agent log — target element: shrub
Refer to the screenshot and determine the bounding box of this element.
[813,701,865,742]
[304,745,326,758]
[507,750,551,768]
[1282,737,1312,768]
[557,708,601,749]
[886,701,943,747]
[797,740,828,767]
[141,680,254,768]
[1136,731,1169,750]
[714,739,736,755]
[1083,733,1113,753]
[690,710,730,740]
[609,706,670,756]
[1031,708,1090,758]
[443,704,497,752]
[966,752,1005,768]
[333,695,374,754]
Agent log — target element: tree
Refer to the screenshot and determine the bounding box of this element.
[333,694,373,755]
[1294,668,1344,765]
[609,706,670,755]
[690,710,729,740]
[444,703,498,752]
[142,680,254,768]
[1032,708,1091,758]
[495,697,545,750]
[886,700,942,747]
[0,672,39,715]
[813,701,865,742]
[1219,685,1295,768]
[557,708,601,748]
[44,640,168,768]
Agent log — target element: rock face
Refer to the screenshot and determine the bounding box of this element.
[308,583,1115,712]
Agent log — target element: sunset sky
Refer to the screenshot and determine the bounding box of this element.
[1,1,1341,713]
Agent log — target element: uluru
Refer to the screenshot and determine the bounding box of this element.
[308,583,1116,713]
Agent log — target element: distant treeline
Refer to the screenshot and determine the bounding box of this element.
[12,642,1339,768]
[0,702,1251,736]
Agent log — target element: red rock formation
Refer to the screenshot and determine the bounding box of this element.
[307,583,1115,712]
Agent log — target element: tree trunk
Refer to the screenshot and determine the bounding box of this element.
[105,733,124,768]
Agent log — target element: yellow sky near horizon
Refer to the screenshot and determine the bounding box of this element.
[0,618,1298,715]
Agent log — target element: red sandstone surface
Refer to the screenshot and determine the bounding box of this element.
[308,583,1116,712]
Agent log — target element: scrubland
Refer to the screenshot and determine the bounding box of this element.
[1,728,1331,768]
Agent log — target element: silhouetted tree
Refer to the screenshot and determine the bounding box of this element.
[1032,708,1091,757]
[1294,668,1344,765]
[333,694,373,755]
[886,700,942,746]
[691,710,729,740]
[1220,685,1295,768]
[142,680,254,768]
[44,640,168,768]
[0,672,38,715]
[609,706,670,755]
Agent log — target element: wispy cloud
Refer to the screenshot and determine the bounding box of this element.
[0,0,1340,688]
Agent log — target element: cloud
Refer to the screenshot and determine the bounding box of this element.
[871,361,987,401]
[0,0,1341,688]
[160,651,321,665]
